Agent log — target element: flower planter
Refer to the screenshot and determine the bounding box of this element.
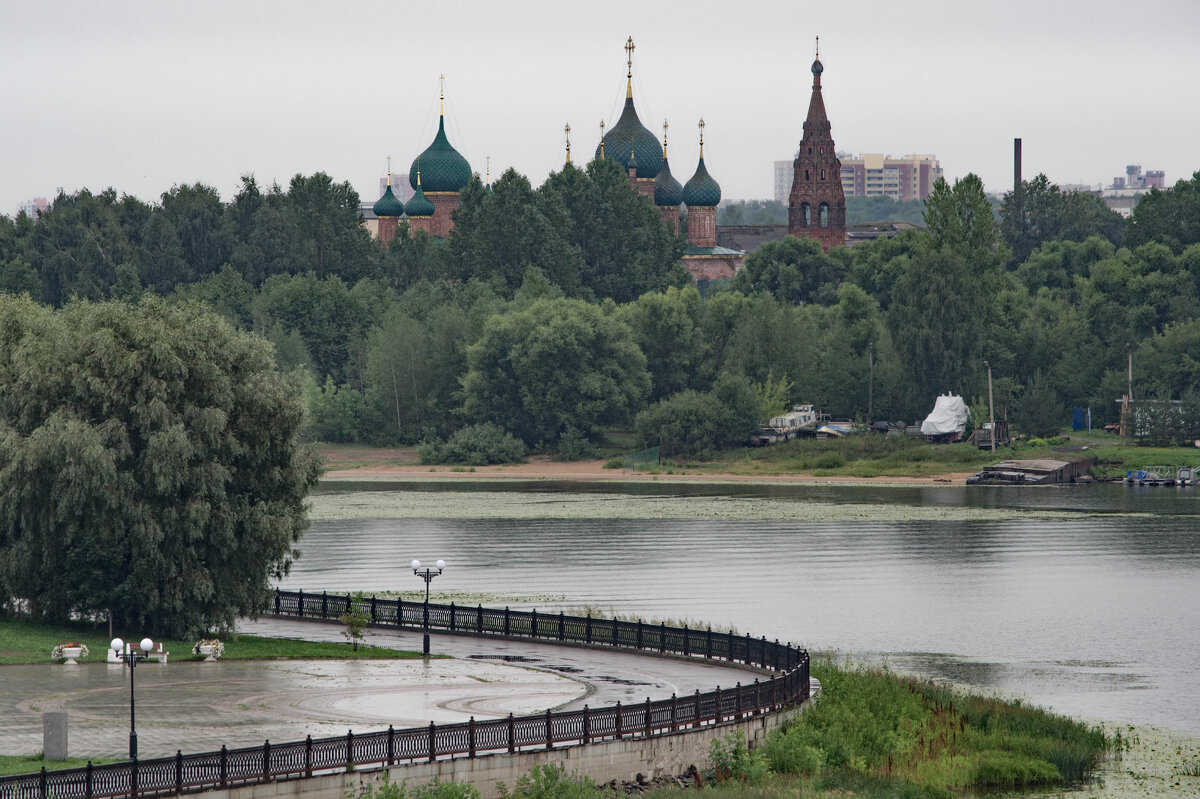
[60,646,83,665]
[198,644,216,662]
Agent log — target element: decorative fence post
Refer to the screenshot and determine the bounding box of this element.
[477,604,483,633]
[644,697,652,737]
[397,597,404,627]
[274,588,280,614]
[694,689,701,728]
[585,614,592,644]
[86,760,94,799]
[450,602,456,631]
[469,717,476,759]
[387,726,395,765]
[219,746,228,788]
[321,590,327,618]
[132,758,139,798]
[347,730,354,770]
[706,626,713,659]
[305,735,313,777]
[174,751,183,795]
[615,701,623,739]
[504,607,510,636]
[297,589,304,618]
[714,686,722,724]
[735,682,743,719]
[670,694,678,732]
[659,622,666,654]
[370,595,377,622]
[754,679,761,714]
[683,624,689,656]
[558,611,565,641]
[636,619,643,649]
[263,741,271,780]
[582,705,590,745]
[39,767,46,799]
[428,722,436,763]
[545,709,553,750]
[508,714,516,754]
[531,608,538,638]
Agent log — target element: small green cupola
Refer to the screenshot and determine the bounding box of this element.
[654,120,683,207]
[409,76,471,193]
[405,171,436,217]
[682,118,722,208]
[373,159,406,217]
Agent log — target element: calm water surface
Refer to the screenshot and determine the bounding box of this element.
[283,481,1200,735]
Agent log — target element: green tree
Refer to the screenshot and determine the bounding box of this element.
[1125,171,1200,253]
[462,298,650,446]
[923,174,1008,273]
[886,247,983,417]
[1015,371,1066,438]
[0,296,320,635]
[1000,174,1125,266]
[732,235,843,305]
[616,285,705,400]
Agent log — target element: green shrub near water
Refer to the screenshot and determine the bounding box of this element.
[418,423,526,466]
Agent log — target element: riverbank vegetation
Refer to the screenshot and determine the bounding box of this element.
[0,618,420,665]
[4,168,1199,464]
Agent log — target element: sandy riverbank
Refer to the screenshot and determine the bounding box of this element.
[322,450,976,486]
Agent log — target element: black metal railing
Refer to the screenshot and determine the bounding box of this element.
[0,592,809,799]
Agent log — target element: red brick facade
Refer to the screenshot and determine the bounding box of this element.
[687,206,717,248]
[427,192,460,239]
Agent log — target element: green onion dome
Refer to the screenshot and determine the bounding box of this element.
[409,116,471,193]
[372,185,405,218]
[595,96,662,180]
[405,181,435,217]
[654,156,683,207]
[811,58,824,76]
[682,156,721,208]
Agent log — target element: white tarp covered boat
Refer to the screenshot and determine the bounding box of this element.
[920,394,969,439]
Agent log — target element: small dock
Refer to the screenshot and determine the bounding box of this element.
[966,458,1091,485]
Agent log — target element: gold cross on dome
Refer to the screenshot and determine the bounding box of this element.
[698,117,705,145]
[662,119,669,147]
[625,37,635,76]
[815,36,820,59]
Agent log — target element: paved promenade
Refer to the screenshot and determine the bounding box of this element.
[0,619,755,760]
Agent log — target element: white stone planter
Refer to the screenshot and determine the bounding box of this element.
[60,647,83,665]
[198,644,217,662]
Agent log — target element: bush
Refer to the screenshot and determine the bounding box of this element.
[499,764,602,799]
[421,423,526,466]
[556,426,598,461]
[707,730,770,785]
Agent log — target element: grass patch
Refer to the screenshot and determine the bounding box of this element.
[758,660,1114,795]
[0,754,121,777]
[0,617,422,665]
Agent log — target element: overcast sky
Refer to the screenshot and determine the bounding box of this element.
[3,0,1198,215]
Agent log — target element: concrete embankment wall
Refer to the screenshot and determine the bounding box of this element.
[212,714,788,799]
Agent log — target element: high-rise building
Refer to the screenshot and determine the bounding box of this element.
[838,154,941,201]
[787,41,846,250]
[18,197,49,219]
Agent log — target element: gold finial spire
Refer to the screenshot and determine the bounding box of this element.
[599,119,606,158]
[698,117,705,159]
[486,155,491,187]
[417,169,422,188]
[387,156,392,186]
[662,119,669,158]
[624,36,635,99]
[815,36,820,59]
[564,123,572,165]
[439,74,445,115]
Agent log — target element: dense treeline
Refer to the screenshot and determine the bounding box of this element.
[3,164,1199,458]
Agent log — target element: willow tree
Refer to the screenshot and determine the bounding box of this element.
[0,295,320,635]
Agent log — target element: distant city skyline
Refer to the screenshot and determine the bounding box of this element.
[3,0,1198,215]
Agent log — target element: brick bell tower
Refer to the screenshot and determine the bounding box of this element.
[788,38,846,250]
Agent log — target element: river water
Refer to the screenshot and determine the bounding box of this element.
[282,480,1200,736]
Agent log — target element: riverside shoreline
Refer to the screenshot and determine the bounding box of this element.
[322,452,977,486]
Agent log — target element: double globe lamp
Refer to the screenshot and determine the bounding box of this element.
[411,559,445,656]
[110,636,155,759]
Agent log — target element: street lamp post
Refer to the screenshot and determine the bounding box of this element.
[110,636,154,759]
[984,360,996,452]
[411,559,445,656]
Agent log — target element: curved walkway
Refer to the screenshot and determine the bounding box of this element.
[0,619,756,760]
